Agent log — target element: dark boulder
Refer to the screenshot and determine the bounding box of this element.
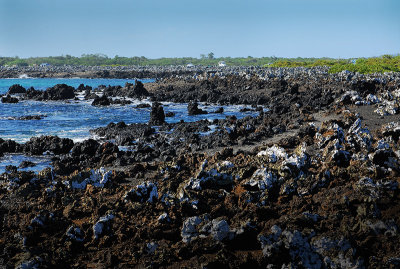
[77,84,92,92]
[1,95,19,103]
[136,103,151,108]
[92,95,111,106]
[71,139,100,156]
[188,102,207,115]
[0,139,23,153]
[15,115,46,120]
[45,84,75,100]
[24,84,75,101]
[132,80,150,97]
[24,136,74,155]
[149,102,166,125]
[8,84,26,94]
[112,98,132,105]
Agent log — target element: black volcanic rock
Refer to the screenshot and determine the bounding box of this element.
[45,84,75,100]
[8,84,26,94]
[188,102,207,115]
[92,95,111,106]
[24,84,75,101]
[71,139,100,157]
[149,102,165,125]
[132,80,150,97]
[23,136,74,155]
[1,94,19,103]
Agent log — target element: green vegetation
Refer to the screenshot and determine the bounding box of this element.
[270,55,400,74]
[0,53,399,74]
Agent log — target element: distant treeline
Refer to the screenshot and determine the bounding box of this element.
[0,54,399,74]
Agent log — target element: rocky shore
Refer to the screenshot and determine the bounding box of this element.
[1,70,400,268]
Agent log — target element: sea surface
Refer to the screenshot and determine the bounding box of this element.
[0,77,154,94]
[0,78,259,173]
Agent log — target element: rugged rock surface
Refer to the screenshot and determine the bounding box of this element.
[91,95,111,106]
[188,101,208,115]
[24,84,75,101]
[1,94,19,103]
[7,84,26,94]
[1,71,400,267]
[149,102,165,125]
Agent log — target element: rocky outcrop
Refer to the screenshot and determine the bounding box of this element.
[148,102,165,125]
[24,84,75,101]
[8,84,26,94]
[187,102,207,115]
[91,95,111,106]
[1,94,19,103]
[23,136,74,155]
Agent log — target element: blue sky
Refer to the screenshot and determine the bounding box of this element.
[0,0,399,58]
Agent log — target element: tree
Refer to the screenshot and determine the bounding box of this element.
[200,54,206,59]
[208,52,214,59]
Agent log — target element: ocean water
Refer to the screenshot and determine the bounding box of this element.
[0,77,155,94]
[0,78,259,172]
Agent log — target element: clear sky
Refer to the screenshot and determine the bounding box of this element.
[0,0,399,58]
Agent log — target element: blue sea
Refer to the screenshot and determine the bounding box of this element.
[0,78,259,172]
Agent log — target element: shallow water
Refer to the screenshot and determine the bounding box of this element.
[0,154,52,173]
[0,77,154,94]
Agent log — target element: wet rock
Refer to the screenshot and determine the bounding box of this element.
[77,83,92,92]
[8,84,26,94]
[71,139,100,156]
[188,102,207,115]
[24,136,74,155]
[1,94,19,103]
[149,102,165,125]
[132,80,150,97]
[91,95,111,106]
[135,103,151,108]
[14,115,46,120]
[24,84,75,101]
[45,84,75,100]
[0,139,23,153]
